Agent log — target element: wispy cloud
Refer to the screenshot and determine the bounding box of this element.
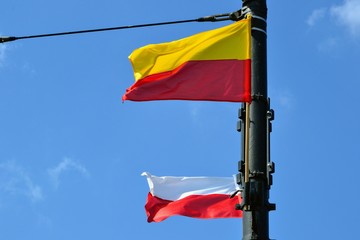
[48,158,90,189]
[0,161,43,202]
[306,2,360,51]
[307,8,327,27]
[330,0,360,36]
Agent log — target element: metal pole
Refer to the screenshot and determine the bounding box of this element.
[236,0,275,239]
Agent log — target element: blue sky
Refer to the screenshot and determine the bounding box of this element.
[1,0,360,239]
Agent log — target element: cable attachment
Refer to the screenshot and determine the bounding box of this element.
[197,13,233,22]
[235,180,276,211]
[235,182,249,210]
[229,7,252,21]
[230,189,241,199]
[0,36,17,43]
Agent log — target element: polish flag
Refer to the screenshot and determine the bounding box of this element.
[142,172,242,223]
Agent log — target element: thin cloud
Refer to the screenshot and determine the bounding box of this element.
[331,0,360,36]
[0,161,43,202]
[307,8,327,26]
[48,158,90,189]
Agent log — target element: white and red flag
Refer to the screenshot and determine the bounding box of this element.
[142,172,242,223]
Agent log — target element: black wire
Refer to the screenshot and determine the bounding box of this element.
[17,19,199,40]
[0,13,236,43]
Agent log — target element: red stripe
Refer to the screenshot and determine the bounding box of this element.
[145,192,242,223]
[123,59,251,102]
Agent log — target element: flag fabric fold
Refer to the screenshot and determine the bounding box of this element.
[123,17,251,102]
[142,172,242,223]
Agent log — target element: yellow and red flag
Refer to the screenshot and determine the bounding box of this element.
[122,17,251,102]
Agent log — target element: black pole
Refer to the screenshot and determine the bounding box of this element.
[236,0,275,239]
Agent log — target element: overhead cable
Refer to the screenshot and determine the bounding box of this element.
[0,12,241,43]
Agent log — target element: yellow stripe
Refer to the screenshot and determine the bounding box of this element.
[129,17,251,81]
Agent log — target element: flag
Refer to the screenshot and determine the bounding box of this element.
[123,17,251,102]
[142,172,242,223]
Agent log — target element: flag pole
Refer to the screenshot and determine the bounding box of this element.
[236,0,275,239]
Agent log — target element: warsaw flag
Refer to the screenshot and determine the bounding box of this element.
[142,172,242,223]
[123,17,251,102]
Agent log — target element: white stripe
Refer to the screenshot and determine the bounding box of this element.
[142,172,239,201]
[252,15,267,23]
[252,27,267,35]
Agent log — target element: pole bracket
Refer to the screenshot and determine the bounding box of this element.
[235,181,276,212]
[267,203,276,211]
